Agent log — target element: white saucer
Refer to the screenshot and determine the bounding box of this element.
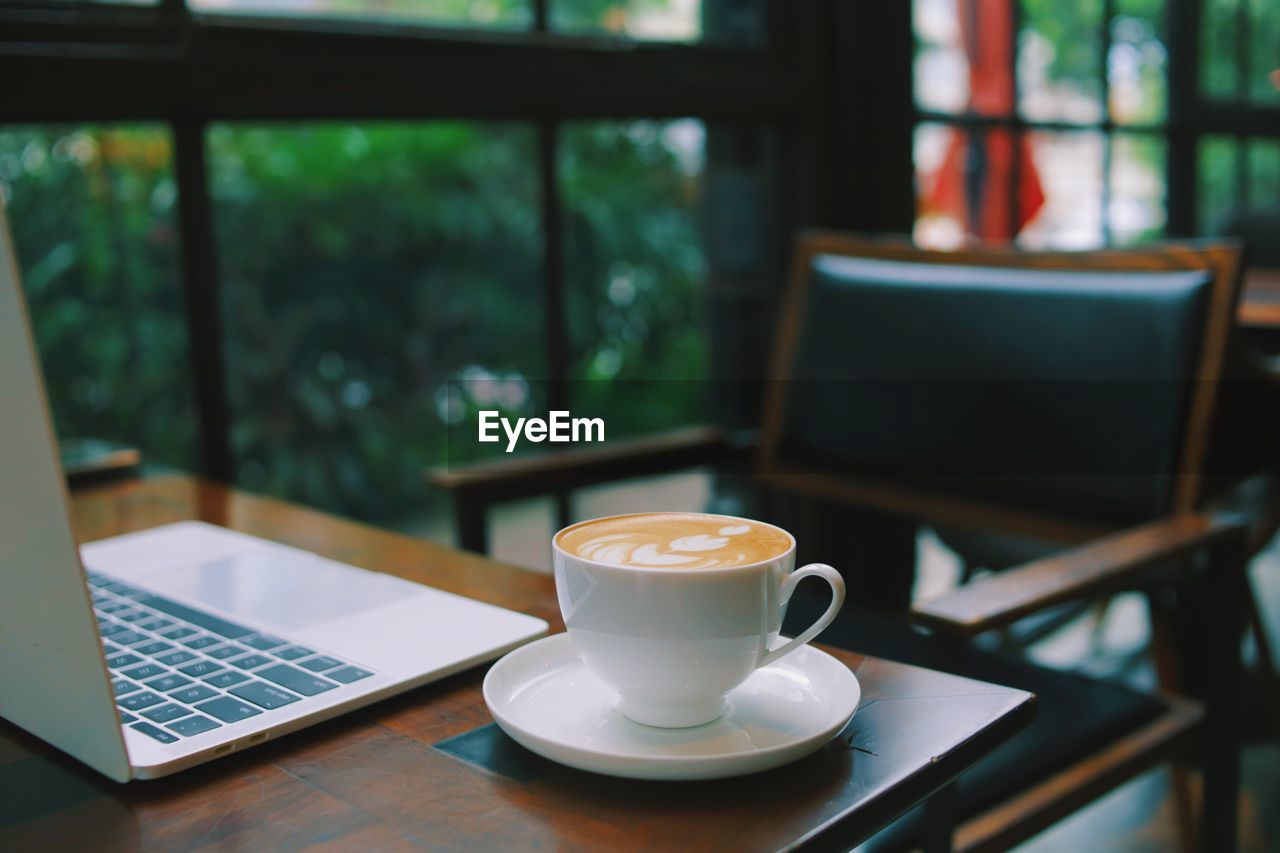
[482,633,860,781]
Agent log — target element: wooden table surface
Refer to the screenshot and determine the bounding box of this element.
[1241,268,1280,329]
[0,476,1034,851]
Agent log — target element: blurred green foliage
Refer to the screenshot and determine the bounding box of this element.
[0,127,197,470]
[1,115,706,526]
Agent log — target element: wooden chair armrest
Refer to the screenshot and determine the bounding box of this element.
[425,425,756,504]
[911,513,1246,638]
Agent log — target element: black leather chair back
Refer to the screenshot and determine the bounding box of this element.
[762,237,1239,535]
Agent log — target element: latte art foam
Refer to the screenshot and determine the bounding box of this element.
[558,513,791,569]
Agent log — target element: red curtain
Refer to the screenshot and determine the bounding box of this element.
[920,0,1045,242]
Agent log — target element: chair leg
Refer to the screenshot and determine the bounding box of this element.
[1148,592,1200,853]
[1194,538,1247,852]
[1244,580,1280,741]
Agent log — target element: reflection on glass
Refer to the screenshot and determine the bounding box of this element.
[190,0,532,28]
[1018,130,1105,249]
[0,125,196,468]
[1200,0,1240,100]
[1109,133,1166,245]
[1248,138,1280,208]
[209,122,542,522]
[1109,0,1167,124]
[913,0,970,114]
[561,120,708,438]
[1198,135,1240,234]
[1018,0,1104,123]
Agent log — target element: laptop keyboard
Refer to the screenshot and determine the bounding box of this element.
[88,570,374,745]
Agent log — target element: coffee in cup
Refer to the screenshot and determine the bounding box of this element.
[553,512,845,728]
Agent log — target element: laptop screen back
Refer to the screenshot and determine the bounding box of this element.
[0,200,131,781]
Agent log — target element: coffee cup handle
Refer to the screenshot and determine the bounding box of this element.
[757,563,846,670]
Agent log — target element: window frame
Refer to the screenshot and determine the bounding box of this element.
[1,0,841,483]
[912,0,1280,247]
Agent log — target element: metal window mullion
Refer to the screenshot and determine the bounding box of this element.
[1009,0,1023,242]
[173,117,233,482]
[1101,0,1114,245]
[536,118,571,529]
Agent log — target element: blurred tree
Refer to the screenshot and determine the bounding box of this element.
[0,126,197,470]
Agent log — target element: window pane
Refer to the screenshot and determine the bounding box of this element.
[561,120,709,438]
[1249,0,1280,103]
[1197,135,1241,233]
[1109,133,1166,244]
[1019,0,1104,123]
[190,0,532,29]
[1247,138,1280,208]
[552,0,763,45]
[209,122,541,523]
[0,125,196,469]
[913,0,970,114]
[1109,0,1167,125]
[1201,0,1240,100]
[915,121,1055,246]
[1017,130,1105,248]
[914,121,966,248]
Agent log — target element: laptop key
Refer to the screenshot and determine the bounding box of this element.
[141,703,192,723]
[203,670,250,688]
[121,664,166,680]
[137,618,173,632]
[178,660,223,677]
[207,645,248,660]
[155,650,197,665]
[119,611,152,623]
[183,636,221,650]
[117,711,138,724]
[170,685,218,704]
[275,646,314,661]
[298,656,342,673]
[112,679,140,696]
[106,653,142,669]
[115,631,151,645]
[87,574,112,587]
[99,602,132,614]
[230,681,301,710]
[242,634,287,652]
[98,623,129,638]
[131,721,179,744]
[101,643,122,655]
[143,674,192,692]
[119,691,165,711]
[168,715,221,736]
[327,666,374,684]
[134,641,173,656]
[159,627,198,640]
[194,697,263,723]
[136,595,255,640]
[256,664,337,697]
[230,654,273,670]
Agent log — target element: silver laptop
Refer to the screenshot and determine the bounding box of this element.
[0,201,547,781]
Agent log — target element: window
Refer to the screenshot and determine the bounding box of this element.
[913,0,1279,246]
[0,125,198,470]
[1,0,786,529]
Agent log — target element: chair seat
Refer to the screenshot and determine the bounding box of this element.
[783,598,1167,851]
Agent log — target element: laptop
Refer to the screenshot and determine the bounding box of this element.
[0,201,548,781]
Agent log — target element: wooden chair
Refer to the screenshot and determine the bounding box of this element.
[429,233,1253,850]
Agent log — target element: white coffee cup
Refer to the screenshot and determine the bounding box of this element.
[552,512,845,728]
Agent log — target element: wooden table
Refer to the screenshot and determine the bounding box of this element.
[1241,268,1280,330]
[0,476,1034,851]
